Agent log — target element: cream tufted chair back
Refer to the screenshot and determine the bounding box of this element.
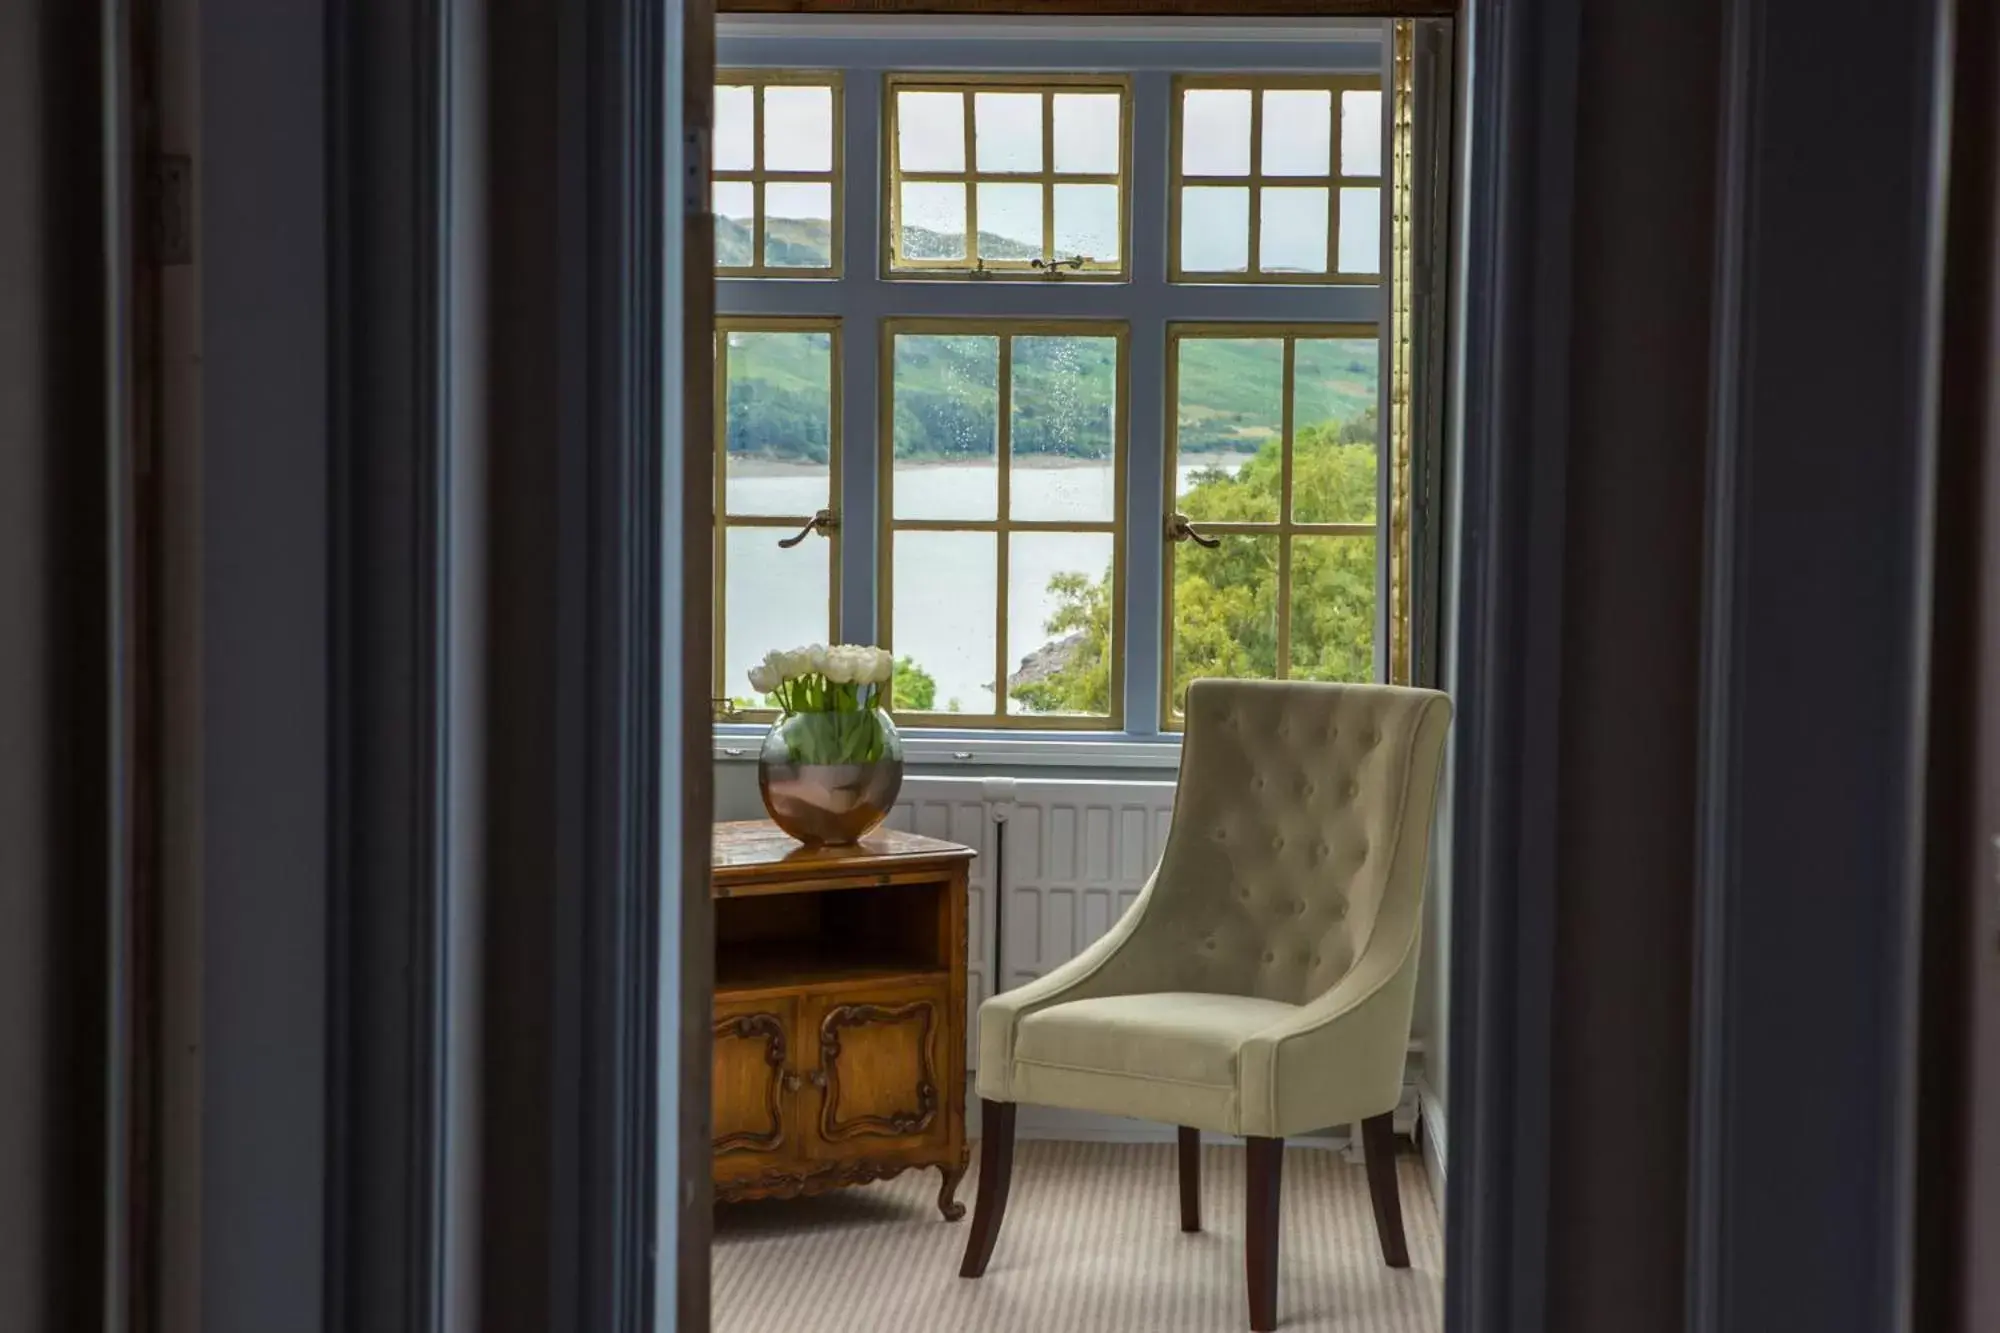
[1146,678,1451,1006]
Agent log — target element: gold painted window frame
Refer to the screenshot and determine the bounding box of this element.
[1167,73,1383,286]
[878,318,1129,731]
[1160,321,1380,731]
[882,73,1134,282]
[713,316,844,720]
[714,70,846,279]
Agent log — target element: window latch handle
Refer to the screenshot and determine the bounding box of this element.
[777,508,838,548]
[1165,512,1221,549]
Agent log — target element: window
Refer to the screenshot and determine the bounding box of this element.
[884,75,1131,279]
[713,36,1407,742]
[1170,76,1383,283]
[714,71,844,276]
[714,318,843,715]
[1164,325,1379,724]
[881,320,1127,728]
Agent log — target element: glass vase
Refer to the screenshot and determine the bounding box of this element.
[757,707,905,847]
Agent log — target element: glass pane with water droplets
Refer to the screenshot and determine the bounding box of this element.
[900,183,967,260]
[1053,94,1121,174]
[1258,187,1329,274]
[891,334,999,520]
[1010,335,1118,522]
[724,526,829,707]
[713,181,754,268]
[1053,184,1119,264]
[975,183,1044,261]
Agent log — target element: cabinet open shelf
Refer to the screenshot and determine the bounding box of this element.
[716,941,947,995]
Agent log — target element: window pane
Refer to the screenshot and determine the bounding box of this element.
[713,181,754,267]
[1341,90,1383,177]
[723,330,833,517]
[893,531,996,716]
[715,85,754,171]
[1169,533,1280,716]
[1290,338,1379,524]
[1053,93,1121,174]
[1053,184,1120,264]
[1258,187,1329,274]
[900,182,967,260]
[724,525,830,708]
[975,183,1044,260]
[1288,535,1376,682]
[1261,90,1332,175]
[1337,187,1381,274]
[897,91,965,171]
[1007,532,1115,717]
[892,334,999,520]
[1182,89,1251,175]
[763,183,833,268]
[1175,337,1282,522]
[1180,187,1249,272]
[975,92,1042,172]
[1011,335,1118,522]
[763,84,833,172]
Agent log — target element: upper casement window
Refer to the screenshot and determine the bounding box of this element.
[884,74,1132,281]
[714,71,845,277]
[1169,75,1383,284]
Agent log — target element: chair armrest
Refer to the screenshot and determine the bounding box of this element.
[974,868,1170,1098]
[1235,926,1422,1138]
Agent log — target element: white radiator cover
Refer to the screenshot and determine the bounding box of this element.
[886,775,1412,1146]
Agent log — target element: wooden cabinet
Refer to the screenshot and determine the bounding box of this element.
[710,821,974,1218]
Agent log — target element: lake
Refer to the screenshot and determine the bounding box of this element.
[722,457,1244,713]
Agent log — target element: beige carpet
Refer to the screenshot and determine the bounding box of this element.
[714,1140,1443,1333]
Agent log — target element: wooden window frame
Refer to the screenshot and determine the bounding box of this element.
[1168,73,1384,285]
[713,317,845,719]
[1160,321,1380,730]
[882,73,1134,282]
[878,318,1130,731]
[714,70,847,279]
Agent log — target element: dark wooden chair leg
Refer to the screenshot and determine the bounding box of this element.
[1245,1136,1284,1332]
[1361,1112,1411,1268]
[959,1100,1017,1278]
[1178,1126,1201,1232]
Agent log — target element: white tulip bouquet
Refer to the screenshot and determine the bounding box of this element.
[750,643,900,766]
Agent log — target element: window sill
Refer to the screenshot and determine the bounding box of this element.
[713,725,1183,771]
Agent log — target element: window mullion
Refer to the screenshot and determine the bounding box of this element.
[840,71,882,642]
[994,336,1013,717]
[1276,336,1295,678]
[1041,91,1056,263]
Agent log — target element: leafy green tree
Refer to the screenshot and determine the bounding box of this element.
[1009,409,1380,715]
[892,656,937,712]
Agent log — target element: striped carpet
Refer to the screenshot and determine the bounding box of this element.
[714,1139,1442,1333]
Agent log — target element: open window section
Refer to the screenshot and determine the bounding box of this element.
[885,75,1131,280]
[1170,76,1382,284]
[1163,324,1381,727]
[714,318,842,717]
[714,71,844,277]
[881,321,1127,729]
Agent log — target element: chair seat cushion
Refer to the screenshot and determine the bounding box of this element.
[1013,992,1301,1089]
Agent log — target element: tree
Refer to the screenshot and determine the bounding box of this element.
[1009,409,1380,715]
[892,655,938,712]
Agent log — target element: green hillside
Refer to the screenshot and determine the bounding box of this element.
[718,215,1381,463]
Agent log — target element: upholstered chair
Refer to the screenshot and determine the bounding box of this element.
[957,679,1452,1331]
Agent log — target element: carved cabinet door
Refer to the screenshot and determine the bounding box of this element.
[799,982,953,1162]
[712,996,799,1178]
